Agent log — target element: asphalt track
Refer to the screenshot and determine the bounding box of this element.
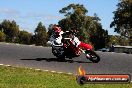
[0,43,132,78]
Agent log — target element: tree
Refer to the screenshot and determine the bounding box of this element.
[47,24,54,38]
[59,4,109,49]
[0,31,6,42]
[0,24,3,31]
[34,22,48,46]
[18,30,32,44]
[1,20,19,42]
[59,4,88,38]
[108,35,129,46]
[110,0,132,45]
[89,21,110,49]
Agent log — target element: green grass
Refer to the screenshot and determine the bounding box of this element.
[0,66,131,88]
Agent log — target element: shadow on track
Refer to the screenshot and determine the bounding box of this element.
[20,58,92,63]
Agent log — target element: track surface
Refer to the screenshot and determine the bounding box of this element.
[0,43,132,77]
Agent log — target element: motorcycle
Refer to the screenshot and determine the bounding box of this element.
[51,33,100,63]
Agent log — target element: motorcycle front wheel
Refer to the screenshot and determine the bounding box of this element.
[52,47,65,61]
[85,50,100,63]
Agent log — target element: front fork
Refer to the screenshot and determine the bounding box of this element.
[79,48,91,58]
[79,48,85,53]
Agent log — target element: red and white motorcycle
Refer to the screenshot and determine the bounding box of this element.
[51,33,100,63]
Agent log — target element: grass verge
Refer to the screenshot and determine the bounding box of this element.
[0,65,131,88]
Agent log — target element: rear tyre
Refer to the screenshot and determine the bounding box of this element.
[86,50,100,63]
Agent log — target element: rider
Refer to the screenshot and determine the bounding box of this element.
[47,25,92,51]
[47,25,64,45]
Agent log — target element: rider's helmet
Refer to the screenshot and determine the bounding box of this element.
[52,25,62,37]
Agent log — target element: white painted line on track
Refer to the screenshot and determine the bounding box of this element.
[44,70,49,72]
[35,69,41,71]
[57,72,63,74]
[0,64,4,66]
[5,65,11,67]
[0,63,132,83]
[75,74,78,76]
[67,73,73,75]
[51,71,56,73]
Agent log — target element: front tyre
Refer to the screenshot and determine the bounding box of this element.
[52,47,65,61]
[86,50,100,63]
